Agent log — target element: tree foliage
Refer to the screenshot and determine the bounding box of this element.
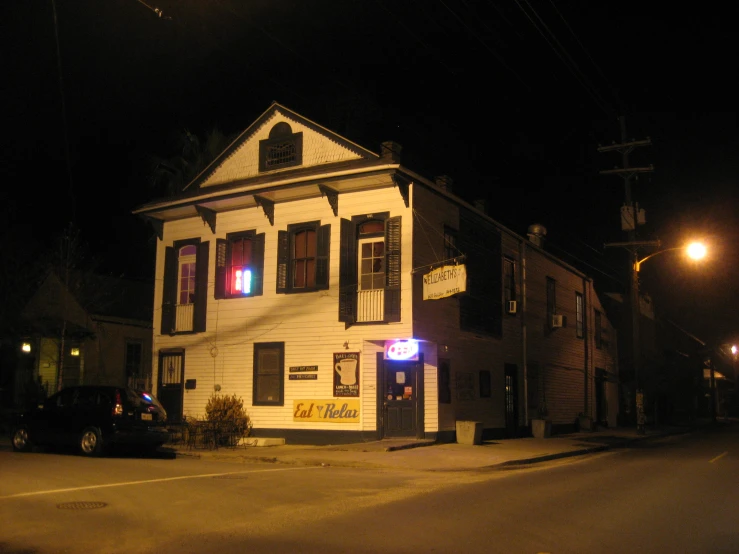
[147,127,238,197]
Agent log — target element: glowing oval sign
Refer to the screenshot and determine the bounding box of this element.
[385,340,419,361]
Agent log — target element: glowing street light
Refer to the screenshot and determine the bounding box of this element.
[634,241,708,272]
[686,242,707,260]
[606,238,709,434]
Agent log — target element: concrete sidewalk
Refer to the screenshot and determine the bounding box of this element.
[0,419,719,471]
[164,420,718,472]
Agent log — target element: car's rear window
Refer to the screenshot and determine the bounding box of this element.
[125,388,165,411]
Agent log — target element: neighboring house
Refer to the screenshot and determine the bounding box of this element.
[133,102,618,442]
[16,272,153,405]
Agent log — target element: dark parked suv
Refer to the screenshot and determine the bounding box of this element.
[11,385,169,456]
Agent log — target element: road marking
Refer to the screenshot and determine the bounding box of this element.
[709,451,728,463]
[0,466,321,500]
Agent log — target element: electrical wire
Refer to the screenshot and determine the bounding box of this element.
[513,0,615,117]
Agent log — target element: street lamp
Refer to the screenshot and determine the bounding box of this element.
[634,241,707,272]
[605,240,708,434]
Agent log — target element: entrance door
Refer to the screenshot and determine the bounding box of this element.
[504,364,519,438]
[382,359,422,438]
[595,368,607,426]
[158,351,184,423]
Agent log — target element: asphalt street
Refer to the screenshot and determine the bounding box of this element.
[1,424,736,553]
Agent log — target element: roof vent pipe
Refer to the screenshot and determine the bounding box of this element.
[527,223,547,247]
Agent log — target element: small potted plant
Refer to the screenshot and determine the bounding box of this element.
[531,404,551,438]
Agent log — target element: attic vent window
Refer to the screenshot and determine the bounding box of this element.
[259,123,303,172]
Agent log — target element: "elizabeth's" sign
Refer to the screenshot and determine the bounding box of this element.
[293,400,360,423]
[422,264,467,300]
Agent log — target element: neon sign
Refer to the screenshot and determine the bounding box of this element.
[385,339,419,361]
[232,268,252,295]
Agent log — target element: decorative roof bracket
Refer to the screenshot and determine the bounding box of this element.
[195,205,217,234]
[392,174,410,208]
[318,184,339,216]
[141,215,164,241]
[254,195,275,226]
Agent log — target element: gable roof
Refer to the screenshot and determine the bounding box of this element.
[21,271,153,335]
[184,102,379,192]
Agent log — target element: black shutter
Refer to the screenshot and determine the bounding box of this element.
[384,216,402,322]
[338,218,357,324]
[215,239,227,299]
[161,246,177,334]
[276,230,288,293]
[252,233,265,296]
[315,224,330,290]
[193,241,209,332]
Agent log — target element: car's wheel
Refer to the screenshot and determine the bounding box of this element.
[79,427,103,457]
[11,425,34,452]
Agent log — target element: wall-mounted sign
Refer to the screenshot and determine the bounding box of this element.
[289,374,317,380]
[334,352,359,397]
[289,366,318,372]
[293,400,360,423]
[422,264,467,300]
[385,339,419,361]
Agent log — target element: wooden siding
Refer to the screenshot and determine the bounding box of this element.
[152,182,413,431]
[410,186,527,432]
[201,111,363,187]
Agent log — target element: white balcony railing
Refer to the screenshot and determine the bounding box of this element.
[356,289,384,323]
[175,303,194,332]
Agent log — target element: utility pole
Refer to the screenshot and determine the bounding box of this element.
[599,116,653,435]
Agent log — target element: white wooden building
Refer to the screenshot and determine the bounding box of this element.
[133,102,619,443]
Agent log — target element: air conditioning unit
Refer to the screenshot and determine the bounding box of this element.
[551,314,564,328]
[506,300,517,314]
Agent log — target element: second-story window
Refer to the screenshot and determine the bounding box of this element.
[276,221,330,293]
[504,257,516,304]
[443,226,458,262]
[547,277,557,330]
[162,239,209,334]
[339,214,402,325]
[595,310,603,348]
[575,292,584,338]
[215,231,265,299]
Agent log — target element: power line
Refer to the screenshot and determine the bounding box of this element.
[436,0,532,91]
[546,0,626,114]
[513,0,615,117]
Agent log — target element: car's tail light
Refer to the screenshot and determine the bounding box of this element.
[112,389,124,417]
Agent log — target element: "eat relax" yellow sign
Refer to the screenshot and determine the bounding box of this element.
[293,400,360,423]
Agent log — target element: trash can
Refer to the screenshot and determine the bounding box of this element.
[455,421,483,445]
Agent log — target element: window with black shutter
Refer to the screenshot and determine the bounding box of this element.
[215,231,265,299]
[275,221,330,293]
[459,209,501,336]
[160,238,208,334]
[338,213,401,326]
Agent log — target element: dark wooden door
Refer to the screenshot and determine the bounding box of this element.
[383,360,418,437]
[504,364,519,438]
[595,368,607,426]
[158,351,184,423]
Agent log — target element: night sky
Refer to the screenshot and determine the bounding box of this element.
[3,1,737,343]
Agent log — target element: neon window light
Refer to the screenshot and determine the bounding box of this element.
[232,268,252,295]
[385,339,419,361]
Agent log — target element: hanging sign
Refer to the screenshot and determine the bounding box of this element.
[422,264,467,300]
